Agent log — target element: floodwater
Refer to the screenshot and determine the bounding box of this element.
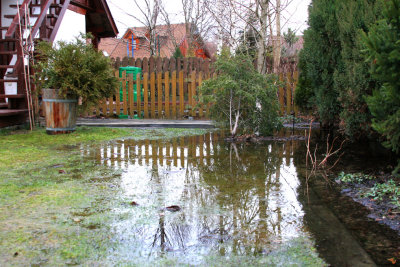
[79,130,397,266]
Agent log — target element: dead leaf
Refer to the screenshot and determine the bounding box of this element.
[165,205,181,212]
[387,258,396,264]
[130,201,139,206]
[59,170,66,174]
[73,218,81,223]
[13,252,18,257]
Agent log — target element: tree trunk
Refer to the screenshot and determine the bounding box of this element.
[273,0,281,73]
[256,0,269,74]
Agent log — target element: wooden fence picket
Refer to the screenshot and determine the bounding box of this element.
[136,73,141,117]
[198,71,203,118]
[191,71,196,117]
[157,72,163,118]
[179,71,184,116]
[90,67,299,119]
[143,72,149,118]
[150,72,156,118]
[165,72,170,118]
[172,71,177,118]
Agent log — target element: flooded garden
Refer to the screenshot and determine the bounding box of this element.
[1,127,398,266]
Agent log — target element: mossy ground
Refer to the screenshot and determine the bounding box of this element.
[0,127,210,266]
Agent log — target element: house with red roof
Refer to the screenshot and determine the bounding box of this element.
[99,23,216,60]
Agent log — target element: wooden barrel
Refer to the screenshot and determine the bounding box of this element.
[42,89,77,135]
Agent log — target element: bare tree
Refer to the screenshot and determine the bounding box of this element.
[126,0,162,56]
[203,0,295,74]
[181,0,215,50]
[273,0,281,73]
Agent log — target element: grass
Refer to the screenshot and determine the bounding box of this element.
[0,126,210,266]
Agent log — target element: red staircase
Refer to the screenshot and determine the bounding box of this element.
[0,0,71,127]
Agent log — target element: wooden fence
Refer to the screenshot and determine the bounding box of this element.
[111,56,216,74]
[91,70,212,119]
[90,69,299,119]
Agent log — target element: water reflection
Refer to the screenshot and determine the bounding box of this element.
[83,133,309,264]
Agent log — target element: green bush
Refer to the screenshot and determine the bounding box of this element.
[297,0,383,138]
[363,0,400,172]
[199,51,281,137]
[296,0,342,126]
[34,34,118,110]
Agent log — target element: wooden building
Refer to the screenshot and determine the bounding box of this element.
[0,0,118,128]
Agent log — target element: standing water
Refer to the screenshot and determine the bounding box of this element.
[77,130,392,266]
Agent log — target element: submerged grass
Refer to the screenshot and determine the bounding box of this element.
[0,126,210,266]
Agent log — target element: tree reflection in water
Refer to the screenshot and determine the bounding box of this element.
[85,132,305,263]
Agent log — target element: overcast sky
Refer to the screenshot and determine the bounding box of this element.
[55,0,311,42]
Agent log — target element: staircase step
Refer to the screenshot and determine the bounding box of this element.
[0,103,8,109]
[0,27,9,30]
[0,94,25,99]
[10,3,62,8]
[0,109,28,117]
[4,14,39,19]
[0,79,18,82]
[47,14,59,19]
[50,4,63,8]
[0,38,17,43]
[0,50,16,55]
[0,65,16,69]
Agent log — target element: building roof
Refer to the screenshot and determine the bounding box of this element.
[68,0,118,38]
[99,23,216,59]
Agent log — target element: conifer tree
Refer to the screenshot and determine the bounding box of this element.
[363,0,400,172]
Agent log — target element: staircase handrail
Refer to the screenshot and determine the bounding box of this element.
[28,0,54,42]
[5,0,32,38]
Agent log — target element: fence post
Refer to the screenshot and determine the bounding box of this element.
[122,71,128,115]
[191,71,196,117]
[293,71,299,116]
[179,70,184,117]
[165,71,170,118]
[198,71,203,118]
[157,72,163,118]
[143,72,149,118]
[150,72,156,118]
[136,73,141,118]
[172,71,177,118]
[116,70,121,116]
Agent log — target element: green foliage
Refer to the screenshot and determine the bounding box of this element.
[173,46,183,58]
[236,13,260,59]
[363,0,400,167]
[199,51,281,136]
[33,34,118,110]
[334,0,384,138]
[337,172,374,184]
[365,180,400,208]
[297,0,383,138]
[283,28,299,48]
[296,0,342,126]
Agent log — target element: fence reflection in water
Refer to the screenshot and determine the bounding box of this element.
[80,132,306,261]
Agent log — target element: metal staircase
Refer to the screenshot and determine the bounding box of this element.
[0,0,71,127]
